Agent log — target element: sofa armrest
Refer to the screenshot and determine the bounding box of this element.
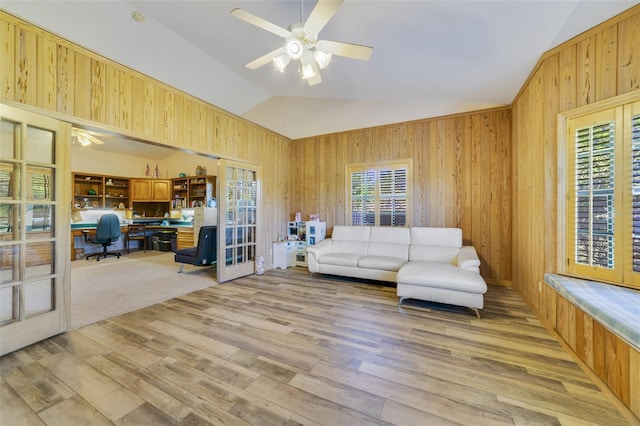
[307,239,332,256]
[306,239,332,272]
[457,246,481,271]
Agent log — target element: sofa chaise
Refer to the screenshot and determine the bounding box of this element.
[306,226,487,318]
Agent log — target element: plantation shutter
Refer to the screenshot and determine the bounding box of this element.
[566,101,640,288]
[348,160,412,227]
[351,169,376,225]
[574,122,616,269]
[631,112,640,272]
[379,167,407,226]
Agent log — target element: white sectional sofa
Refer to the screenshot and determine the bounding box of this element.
[306,226,488,318]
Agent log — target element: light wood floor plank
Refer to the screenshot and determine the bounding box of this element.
[0,265,634,425]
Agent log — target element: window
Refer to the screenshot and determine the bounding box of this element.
[347,159,412,226]
[564,99,640,289]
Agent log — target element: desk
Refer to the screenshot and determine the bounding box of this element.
[71,225,187,260]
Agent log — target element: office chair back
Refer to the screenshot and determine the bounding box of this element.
[96,214,121,242]
[195,226,217,264]
[85,213,122,261]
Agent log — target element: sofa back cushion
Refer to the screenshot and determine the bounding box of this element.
[368,227,410,260]
[409,227,462,262]
[331,226,371,254]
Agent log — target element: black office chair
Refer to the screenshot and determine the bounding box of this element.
[85,213,122,261]
[174,226,216,272]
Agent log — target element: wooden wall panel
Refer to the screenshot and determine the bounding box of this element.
[55,45,73,115]
[73,53,90,120]
[0,20,16,100]
[16,27,36,105]
[36,37,56,111]
[104,64,120,127]
[90,60,105,123]
[618,13,640,94]
[513,5,640,420]
[595,25,618,101]
[118,70,132,131]
[291,108,512,284]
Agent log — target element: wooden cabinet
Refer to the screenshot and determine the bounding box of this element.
[73,173,130,209]
[171,176,216,209]
[176,228,194,250]
[131,179,171,201]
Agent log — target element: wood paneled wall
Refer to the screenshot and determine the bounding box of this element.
[291,108,512,284]
[511,5,640,420]
[0,11,291,266]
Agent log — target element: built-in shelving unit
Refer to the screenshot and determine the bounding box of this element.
[171,175,215,209]
[73,173,130,210]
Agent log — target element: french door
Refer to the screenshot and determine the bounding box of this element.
[0,104,71,355]
[217,160,261,283]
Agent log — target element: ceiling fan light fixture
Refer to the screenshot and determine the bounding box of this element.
[313,50,332,69]
[285,38,304,60]
[300,55,317,80]
[273,55,290,73]
[301,63,316,79]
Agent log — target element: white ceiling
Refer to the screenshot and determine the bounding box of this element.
[2,1,638,140]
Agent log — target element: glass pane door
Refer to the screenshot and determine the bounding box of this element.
[0,103,71,355]
[217,160,261,283]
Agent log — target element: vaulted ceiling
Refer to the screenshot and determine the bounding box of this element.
[2,1,638,139]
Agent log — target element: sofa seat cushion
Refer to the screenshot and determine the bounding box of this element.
[358,255,406,272]
[318,253,361,267]
[397,261,487,294]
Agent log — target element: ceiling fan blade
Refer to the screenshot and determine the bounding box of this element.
[231,8,292,39]
[246,47,286,70]
[305,0,343,36]
[86,134,104,145]
[317,40,373,61]
[73,128,104,145]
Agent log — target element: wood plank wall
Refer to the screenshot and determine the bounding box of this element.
[291,108,512,284]
[511,5,640,420]
[0,11,291,267]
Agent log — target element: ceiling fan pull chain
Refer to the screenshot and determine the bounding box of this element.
[300,0,303,23]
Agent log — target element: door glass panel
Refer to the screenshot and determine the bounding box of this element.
[25,126,54,164]
[0,119,18,159]
[0,204,17,235]
[24,278,53,316]
[27,166,53,201]
[26,204,53,232]
[24,241,54,279]
[225,247,233,266]
[0,244,19,283]
[0,162,20,199]
[0,285,18,324]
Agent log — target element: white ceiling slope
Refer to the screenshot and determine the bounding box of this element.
[2,1,638,140]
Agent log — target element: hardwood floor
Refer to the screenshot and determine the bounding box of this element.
[1,267,633,425]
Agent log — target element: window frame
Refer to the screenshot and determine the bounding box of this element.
[345,159,413,227]
[558,90,640,290]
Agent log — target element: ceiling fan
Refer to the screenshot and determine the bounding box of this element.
[231,0,373,86]
[72,128,104,146]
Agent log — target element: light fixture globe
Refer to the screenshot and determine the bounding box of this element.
[313,50,332,69]
[285,38,304,60]
[272,55,290,73]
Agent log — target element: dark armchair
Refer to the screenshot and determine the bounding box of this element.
[85,213,122,261]
[174,226,217,272]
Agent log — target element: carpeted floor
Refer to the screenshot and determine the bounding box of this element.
[70,251,217,329]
